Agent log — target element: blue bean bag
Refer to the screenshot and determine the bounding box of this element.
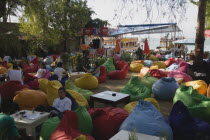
[143,60,153,67]
[119,100,173,140]
[152,77,180,100]
[168,100,210,140]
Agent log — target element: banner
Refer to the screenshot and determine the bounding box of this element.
[100,27,109,36]
[83,28,94,35]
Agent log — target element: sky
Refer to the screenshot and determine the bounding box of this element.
[86,0,199,39]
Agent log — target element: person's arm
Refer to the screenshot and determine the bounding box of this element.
[82,66,90,72]
[91,67,100,75]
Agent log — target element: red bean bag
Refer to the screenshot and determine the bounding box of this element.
[115,60,127,70]
[164,58,175,67]
[50,111,95,140]
[168,71,193,82]
[148,69,167,79]
[88,107,129,140]
[30,57,39,65]
[97,66,107,83]
[21,62,29,69]
[23,73,37,83]
[1,61,9,69]
[107,64,129,80]
[27,79,39,89]
[51,55,59,61]
[22,64,39,74]
[0,81,29,99]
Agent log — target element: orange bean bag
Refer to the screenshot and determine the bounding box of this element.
[14,89,48,110]
[0,66,8,74]
[139,67,150,78]
[131,60,144,64]
[182,80,208,95]
[207,84,210,97]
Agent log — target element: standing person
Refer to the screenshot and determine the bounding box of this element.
[81,42,87,56]
[7,64,23,84]
[53,62,68,81]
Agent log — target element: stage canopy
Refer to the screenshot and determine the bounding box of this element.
[172,39,195,45]
[110,23,181,36]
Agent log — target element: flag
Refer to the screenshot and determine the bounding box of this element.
[143,38,150,54]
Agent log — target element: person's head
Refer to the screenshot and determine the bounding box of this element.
[58,87,66,99]
[57,62,63,67]
[39,62,46,69]
[13,63,18,70]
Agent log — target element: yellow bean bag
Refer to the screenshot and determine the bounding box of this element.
[75,73,98,90]
[73,135,87,140]
[149,55,159,61]
[131,60,144,64]
[182,80,208,95]
[0,57,2,62]
[124,98,160,114]
[7,63,13,70]
[139,67,150,78]
[130,63,144,72]
[38,78,49,94]
[150,65,159,70]
[0,66,8,74]
[152,61,166,69]
[144,97,160,111]
[66,90,89,108]
[207,84,210,98]
[14,89,48,110]
[47,80,62,105]
[124,101,138,114]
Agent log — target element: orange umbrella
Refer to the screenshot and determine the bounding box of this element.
[143,38,150,54]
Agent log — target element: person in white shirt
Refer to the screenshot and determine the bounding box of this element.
[53,62,68,81]
[7,64,23,84]
[35,62,46,78]
[52,87,72,112]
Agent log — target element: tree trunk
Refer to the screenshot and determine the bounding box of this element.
[194,0,207,66]
[0,0,7,22]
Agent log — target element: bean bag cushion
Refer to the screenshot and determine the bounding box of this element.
[46,80,63,105]
[23,73,37,83]
[107,64,129,80]
[65,80,93,101]
[148,69,167,79]
[43,69,51,79]
[102,58,116,73]
[50,111,95,140]
[0,66,8,74]
[38,78,49,94]
[40,117,60,140]
[150,65,159,69]
[173,85,210,123]
[168,71,193,83]
[0,57,2,62]
[139,67,149,78]
[66,90,89,109]
[0,81,29,99]
[120,76,151,101]
[207,84,210,98]
[129,63,144,72]
[88,107,128,140]
[44,56,54,65]
[124,98,160,114]
[75,73,98,90]
[149,55,159,61]
[97,66,107,83]
[30,56,39,65]
[152,61,166,69]
[153,77,179,100]
[51,55,59,61]
[22,64,39,74]
[166,63,178,71]
[131,60,144,64]
[75,106,93,135]
[165,58,175,67]
[141,73,158,92]
[182,80,208,95]
[113,53,120,61]
[27,79,39,89]
[65,91,79,111]
[144,60,153,67]
[1,61,10,69]
[115,60,127,70]
[46,65,54,72]
[14,89,48,110]
[119,100,173,140]
[168,100,210,140]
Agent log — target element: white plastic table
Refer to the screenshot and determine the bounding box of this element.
[109,130,162,140]
[10,110,49,140]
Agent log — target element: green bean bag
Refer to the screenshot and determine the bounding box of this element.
[120,76,151,101]
[102,58,116,73]
[40,117,60,140]
[173,85,210,123]
[141,73,158,92]
[75,106,93,135]
[65,80,93,101]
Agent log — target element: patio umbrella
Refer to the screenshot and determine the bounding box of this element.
[204,30,210,38]
[143,38,150,54]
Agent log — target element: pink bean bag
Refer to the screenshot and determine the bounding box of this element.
[165,58,175,67]
[97,66,107,83]
[168,71,193,82]
[148,69,167,79]
[107,64,129,80]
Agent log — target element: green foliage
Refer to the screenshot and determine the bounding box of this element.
[96,56,108,66]
[128,128,138,140]
[85,18,110,28]
[121,52,133,63]
[61,52,72,70]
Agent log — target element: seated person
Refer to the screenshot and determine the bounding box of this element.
[7,64,23,84]
[83,62,101,77]
[35,62,46,78]
[53,62,68,81]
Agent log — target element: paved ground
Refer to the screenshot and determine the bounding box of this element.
[90,71,173,118]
